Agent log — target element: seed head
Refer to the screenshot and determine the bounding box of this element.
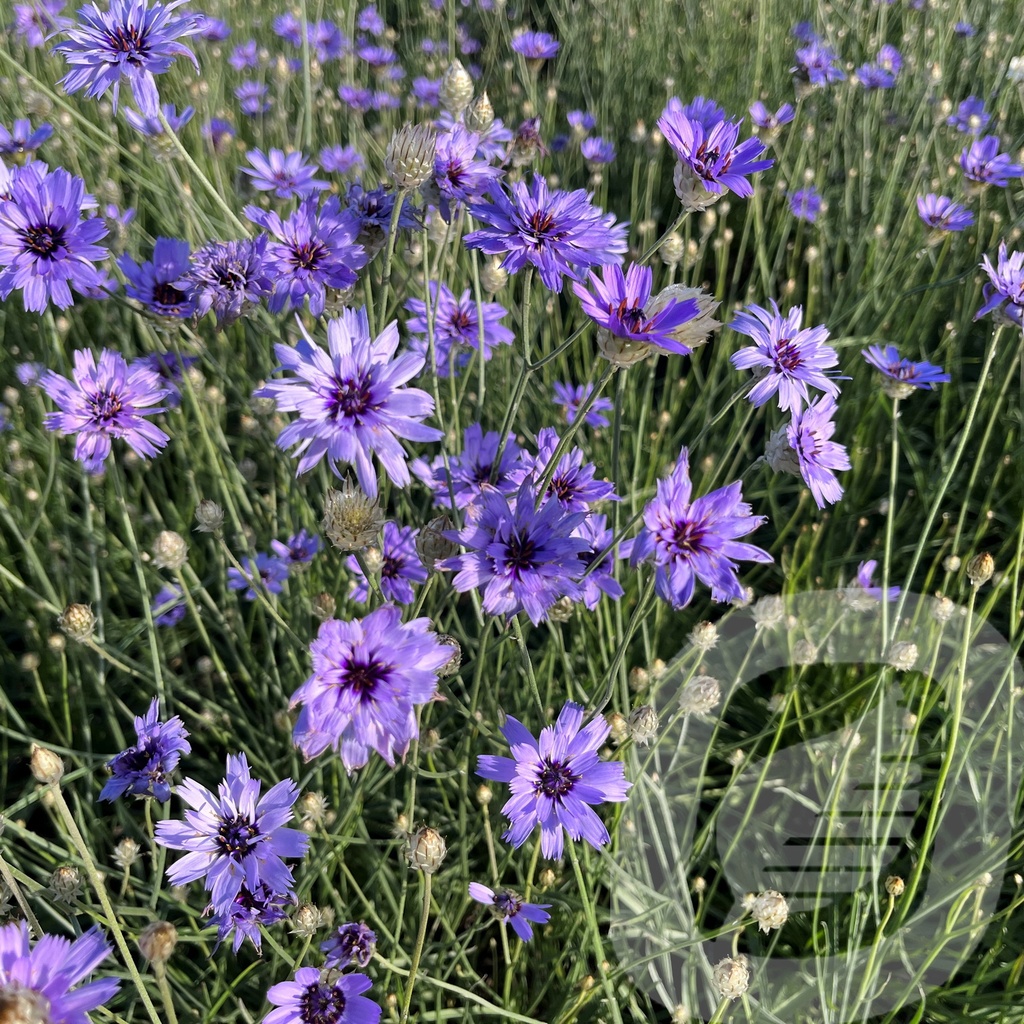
[113,837,141,870]
[138,921,178,965]
[480,257,508,293]
[628,705,659,746]
[385,123,437,191]
[408,826,447,873]
[29,744,64,784]
[885,875,905,897]
[151,530,188,570]
[298,791,331,828]
[764,423,801,478]
[416,514,457,570]
[547,595,574,623]
[291,903,328,938]
[689,620,718,652]
[752,594,786,630]
[646,284,722,352]
[748,890,789,932]
[464,91,494,133]
[194,499,224,533]
[660,232,685,267]
[322,481,384,552]
[943,554,961,572]
[887,641,918,671]
[712,956,750,999]
[312,592,337,621]
[678,675,721,716]
[966,552,994,587]
[58,603,95,642]
[48,865,82,905]
[930,594,955,623]
[439,59,474,115]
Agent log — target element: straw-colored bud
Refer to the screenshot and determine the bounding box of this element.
[764,423,800,478]
[138,921,178,965]
[629,666,649,692]
[673,162,723,213]
[943,554,961,572]
[966,552,994,587]
[480,257,508,293]
[885,875,905,897]
[436,634,462,677]
[298,791,331,827]
[748,890,789,933]
[323,482,384,552]
[645,285,722,352]
[752,595,786,630]
[689,620,718,652]
[547,596,574,623]
[660,232,685,267]
[194,499,224,533]
[628,705,659,746]
[888,641,918,671]
[476,784,492,806]
[538,867,556,889]
[408,826,447,873]
[712,956,750,999]
[58,603,95,642]
[385,123,437,192]
[0,986,51,1024]
[291,903,327,938]
[113,837,141,870]
[361,546,385,576]
[312,592,336,621]
[464,91,494,134]
[416,515,457,569]
[679,675,720,716]
[30,744,64,784]
[439,59,474,115]
[151,530,188,570]
[931,594,955,623]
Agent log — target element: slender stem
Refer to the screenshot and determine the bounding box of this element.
[49,784,163,1024]
[376,192,408,330]
[881,397,900,652]
[0,849,43,938]
[153,962,179,1024]
[510,615,544,714]
[399,873,432,1024]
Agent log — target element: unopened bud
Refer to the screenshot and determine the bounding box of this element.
[113,837,141,870]
[689,620,718,652]
[138,921,178,965]
[408,826,447,873]
[885,875,905,897]
[323,481,384,552]
[439,59,474,115]
[476,784,492,806]
[678,675,721,716]
[480,257,508,293]
[628,705,659,746]
[194,499,224,533]
[151,530,188,570]
[660,232,685,267]
[58,603,95,642]
[464,91,494,133]
[385,123,437,191]
[436,634,462,677]
[606,710,628,744]
[30,744,64,784]
[748,890,789,932]
[291,903,326,937]
[645,285,722,352]
[887,641,918,671]
[547,596,574,623]
[629,666,649,692]
[416,515,457,569]
[48,865,82,905]
[712,956,750,999]
[0,987,51,1024]
[538,867,556,889]
[966,552,994,587]
[312,592,336,621]
[673,161,722,213]
[943,554,961,572]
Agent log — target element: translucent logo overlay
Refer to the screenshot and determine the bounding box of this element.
[609,590,1023,1022]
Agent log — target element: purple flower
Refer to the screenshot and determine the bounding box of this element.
[176,236,271,326]
[16,361,46,386]
[203,117,235,155]
[856,63,895,89]
[849,559,899,602]
[209,883,292,954]
[862,344,951,392]
[511,30,559,60]
[657,108,773,202]
[627,448,772,608]
[41,349,169,472]
[465,172,628,292]
[152,582,186,626]
[404,281,514,377]
[947,96,990,134]
[229,39,258,70]
[960,135,1024,187]
[310,20,347,62]
[124,101,193,136]
[976,242,1024,323]
[321,923,376,969]
[954,21,975,37]
[782,394,850,507]
[290,604,450,769]
[916,194,973,232]
[412,423,522,509]
[411,75,441,107]
[788,186,822,222]
[344,181,421,259]
[581,136,615,164]
[748,101,795,133]
[432,125,504,221]
[154,752,309,914]
[243,197,367,316]
[356,42,395,67]
[439,479,590,624]
[13,0,71,47]
[254,306,441,498]
[273,12,302,45]
[236,81,270,115]
[469,883,551,941]
[52,0,200,117]
[574,262,701,356]
[357,4,385,34]
[338,84,373,112]
[100,696,190,801]
[321,144,364,175]
[0,119,53,157]
[567,110,596,133]
[130,352,197,408]
[877,43,902,73]
[792,41,846,86]
[227,553,290,601]
[271,529,320,569]
[513,426,619,514]
[476,701,631,858]
[346,521,426,604]
[574,512,624,609]
[119,236,193,318]
[242,148,329,200]
[553,381,614,428]
[0,922,119,1022]
[264,969,381,1024]
[193,13,228,40]
[791,21,819,44]
[730,300,840,413]
[677,95,728,130]
[0,166,109,312]
[436,110,513,163]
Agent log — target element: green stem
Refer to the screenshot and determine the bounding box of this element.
[399,873,432,1024]
[376,192,407,331]
[881,397,900,651]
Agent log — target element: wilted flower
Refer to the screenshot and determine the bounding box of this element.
[321,922,377,969]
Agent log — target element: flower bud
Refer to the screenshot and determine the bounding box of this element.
[113,837,141,869]
[628,705,659,746]
[887,641,918,671]
[151,530,188,570]
[629,666,649,692]
[748,890,789,932]
[58,603,95,642]
[416,515,457,570]
[439,59,474,115]
[943,554,961,572]
[408,826,447,873]
[966,552,994,587]
[291,903,327,937]
[138,921,178,965]
[673,162,722,213]
[678,675,720,716]
[194,499,224,533]
[464,91,494,134]
[659,232,685,267]
[480,257,508,294]
[312,592,336,621]
[645,285,722,352]
[930,594,955,623]
[688,620,718,652]
[547,596,574,623]
[538,867,557,889]
[712,956,750,999]
[606,710,628,745]
[385,123,437,192]
[885,875,905,897]
[476,784,492,806]
[323,481,384,552]
[764,424,801,478]
[48,865,82,905]
[30,744,64,784]
[435,634,462,677]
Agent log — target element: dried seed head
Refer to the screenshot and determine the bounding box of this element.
[966,552,994,587]
[408,826,447,873]
[606,710,629,745]
[312,592,337,621]
[435,634,462,677]
[764,423,801,478]
[298,791,331,827]
[48,865,82,905]
[385,123,437,191]
[151,530,188,570]
[291,903,328,938]
[712,956,750,999]
[113,837,141,870]
[885,875,905,897]
[322,481,384,552]
[0,985,51,1024]
[887,641,918,671]
[439,59,474,115]
[627,705,659,746]
[29,744,64,784]
[646,285,722,352]
[361,546,385,576]
[793,638,817,665]
[659,232,685,267]
[480,257,508,293]
[58,603,95,642]
[138,921,178,965]
[416,514,457,569]
[930,594,955,623]
[678,675,720,716]
[194,499,224,533]
[464,91,494,133]
[752,594,786,630]
[476,784,492,806]
[748,890,789,932]
[547,596,574,623]
[596,327,652,368]
[689,620,718,652]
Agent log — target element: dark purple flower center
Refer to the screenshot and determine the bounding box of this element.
[692,143,723,179]
[613,297,649,334]
[330,375,372,419]
[90,389,124,423]
[669,518,707,557]
[551,474,575,503]
[215,813,261,859]
[381,555,401,581]
[471,462,494,483]
[289,239,327,271]
[447,308,474,335]
[23,222,65,258]
[494,890,524,917]
[152,282,188,310]
[300,981,346,1024]
[535,757,577,799]
[342,658,388,698]
[504,531,537,575]
[113,738,159,775]
[527,210,556,237]
[772,337,803,372]
[103,23,149,63]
